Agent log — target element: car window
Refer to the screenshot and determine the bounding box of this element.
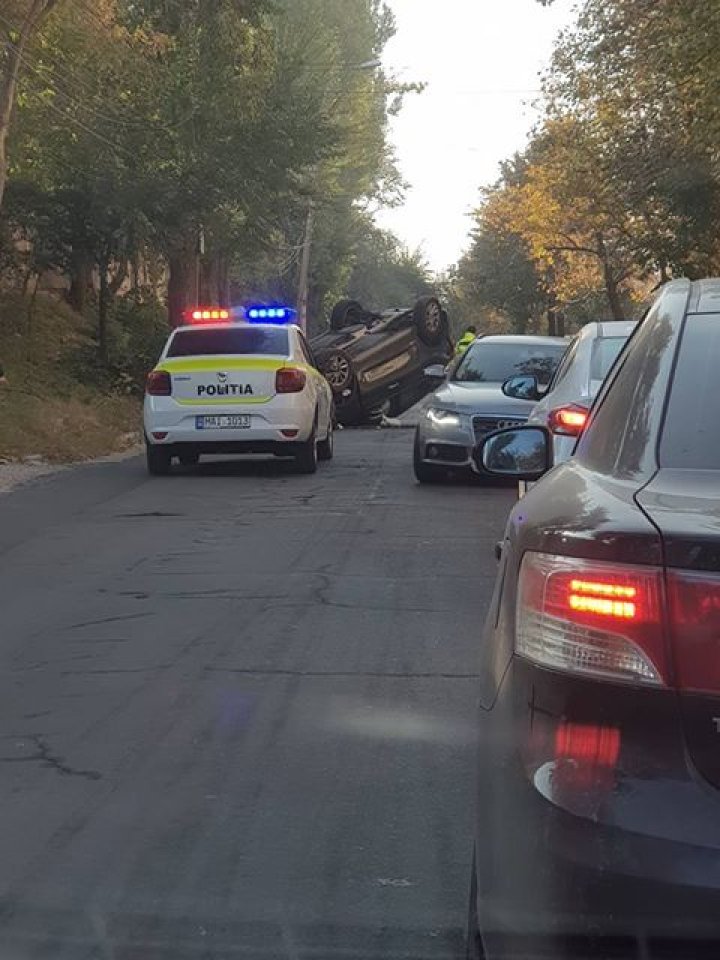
[659,315,720,469]
[453,342,566,384]
[590,336,628,382]
[547,337,579,391]
[167,327,290,357]
[576,288,686,479]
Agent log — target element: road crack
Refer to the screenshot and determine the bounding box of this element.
[0,736,102,781]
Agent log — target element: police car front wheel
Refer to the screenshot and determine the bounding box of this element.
[146,442,172,476]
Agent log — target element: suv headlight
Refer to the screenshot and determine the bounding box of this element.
[427,407,462,427]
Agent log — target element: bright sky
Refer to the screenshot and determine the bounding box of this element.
[376,0,576,272]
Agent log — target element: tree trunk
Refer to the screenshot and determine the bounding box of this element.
[167,251,194,328]
[0,0,59,213]
[98,255,110,364]
[68,249,93,313]
[597,234,625,320]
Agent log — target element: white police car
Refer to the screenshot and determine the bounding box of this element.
[144,306,334,475]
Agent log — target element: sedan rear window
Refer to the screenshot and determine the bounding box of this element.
[453,342,567,385]
[168,327,289,357]
[660,315,720,469]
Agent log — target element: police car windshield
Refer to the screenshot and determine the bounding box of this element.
[168,327,289,357]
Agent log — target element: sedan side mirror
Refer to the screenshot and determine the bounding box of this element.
[424,364,447,380]
[502,375,544,402]
[476,426,553,481]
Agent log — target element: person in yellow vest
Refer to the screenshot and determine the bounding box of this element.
[455,324,477,356]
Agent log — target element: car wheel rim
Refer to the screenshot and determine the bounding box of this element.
[425,302,441,333]
[324,356,351,389]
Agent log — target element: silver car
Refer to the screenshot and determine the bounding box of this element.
[503,320,637,495]
[413,334,567,483]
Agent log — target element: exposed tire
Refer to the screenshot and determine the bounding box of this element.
[178,452,200,467]
[413,296,446,347]
[330,298,365,332]
[319,349,354,394]
[413,435,445,484]
[146,442,172,476]
[294,427,318,474]
[317,417,334,461]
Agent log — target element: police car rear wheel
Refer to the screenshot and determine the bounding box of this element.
[294,428,318,474]
[317,419,334,461]
[146,443,172,476]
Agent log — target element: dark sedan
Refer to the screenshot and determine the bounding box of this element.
[467,278,720,959]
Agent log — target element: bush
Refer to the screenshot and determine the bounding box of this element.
[106,294,169,392]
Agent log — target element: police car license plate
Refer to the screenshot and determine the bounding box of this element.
[195,415,251,430]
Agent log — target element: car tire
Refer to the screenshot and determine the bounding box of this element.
[318,349,354,395]
[294,426,318,474]
[413,296,446,347]
[146,442,172,476]
[413,436,444,484]
[179,452,200,467]
[330,299,365,331]
[317,418,334,461]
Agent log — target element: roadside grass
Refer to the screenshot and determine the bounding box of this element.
[0,292,142,462]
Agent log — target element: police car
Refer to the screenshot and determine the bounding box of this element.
[144,306,334,475]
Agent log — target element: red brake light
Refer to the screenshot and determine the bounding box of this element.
[549,404,589,436]
[185,307,230,324]
[146,370,172,396]
[517,552,667,686]
[276,367,307,393]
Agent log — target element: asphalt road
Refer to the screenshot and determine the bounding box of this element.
[0,429,515,959]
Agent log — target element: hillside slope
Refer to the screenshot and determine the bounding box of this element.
[0,294,142,462]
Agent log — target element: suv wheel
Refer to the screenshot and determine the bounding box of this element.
[413,296,446,346]
[330,299,365,331]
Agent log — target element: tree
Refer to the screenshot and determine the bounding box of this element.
[0,0,62,211]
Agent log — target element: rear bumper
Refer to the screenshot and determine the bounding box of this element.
[474,662,720,957]
[143,398,314,446]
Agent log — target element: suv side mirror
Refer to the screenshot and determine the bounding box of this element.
[502,375,544,402]
[424,364,447,380]
[476,426,553,480]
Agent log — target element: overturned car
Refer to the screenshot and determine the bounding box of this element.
[310,296,453,425]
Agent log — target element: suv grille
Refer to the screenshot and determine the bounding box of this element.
[472,416,526,442]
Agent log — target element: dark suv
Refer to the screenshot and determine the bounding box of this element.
[468,278,720,959]
[310,296,452,425]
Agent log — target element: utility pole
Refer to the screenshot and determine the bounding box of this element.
[195,225,205,307]
[297,199,316,335]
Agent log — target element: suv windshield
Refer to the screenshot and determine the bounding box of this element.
[453,341,566,384]
[168,327,289,357]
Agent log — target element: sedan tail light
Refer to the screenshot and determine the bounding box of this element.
[516,552,668,686]
[146,370,172,396]
[276,367,307,393]
[548,404,589,437]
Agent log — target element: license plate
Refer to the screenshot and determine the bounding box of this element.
[196,415,251,430]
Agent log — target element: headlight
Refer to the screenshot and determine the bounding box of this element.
[426,407,462,427]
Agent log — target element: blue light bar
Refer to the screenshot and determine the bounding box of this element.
[245,304,296,324]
